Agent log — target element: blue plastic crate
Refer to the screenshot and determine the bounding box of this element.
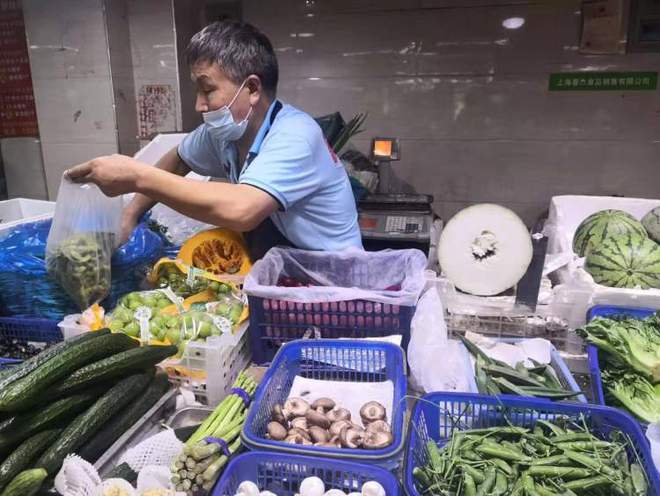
[212,452,400,496]
[0,316,62,342]
[495,337,587,403]
[248,296,414,364]
[241,339,407,468]
[0,357,22,369]
[585,305,657,415]
[404,392,660,496]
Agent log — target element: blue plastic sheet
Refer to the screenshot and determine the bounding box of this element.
[0,220,163,320]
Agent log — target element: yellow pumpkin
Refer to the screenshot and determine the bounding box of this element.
[178,229,252,276]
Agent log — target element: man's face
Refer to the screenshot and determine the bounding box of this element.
[191,60,250,121]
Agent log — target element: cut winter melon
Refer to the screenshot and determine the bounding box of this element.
[437,204,533,296]
[642,206,660,243]
[572,209,646,257]
[585,232,660,289]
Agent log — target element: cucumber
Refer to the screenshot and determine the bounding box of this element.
[35,371,154,475]
[0,387,103,454]
[0,468,47,496]
[0,330,109,392]
[78,372,170,463]
[0,429,60,491]
[49,345,177,396]
[0,333,137,412]
[103,462,137,483]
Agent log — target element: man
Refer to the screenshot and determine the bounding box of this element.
[67,21,361,260]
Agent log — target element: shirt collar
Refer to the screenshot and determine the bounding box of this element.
[248,99,279,157]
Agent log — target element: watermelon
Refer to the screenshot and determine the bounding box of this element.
[573,209,647,257]
[642,206,660,243]
[585,233,660,289]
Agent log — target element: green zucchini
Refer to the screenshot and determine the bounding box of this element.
[0,332,137,412]
[0,468,47,496]
[103,462,137,483]
[78,372,170,463]
[0,330,109,392]
[0,387,103,454]
[49,344,177,396]
[35,371,154,475]
[0,429,60,491]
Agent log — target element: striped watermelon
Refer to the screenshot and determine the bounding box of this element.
[585,233,660,289]
[642,206,660,243]
[573,209,647,257]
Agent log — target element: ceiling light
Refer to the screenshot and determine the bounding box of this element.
[502,17,525,29]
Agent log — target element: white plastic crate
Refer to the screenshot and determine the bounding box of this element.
[0,198,54,231]
[164,322,251,406]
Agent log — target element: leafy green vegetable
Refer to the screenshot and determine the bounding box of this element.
[602,368,660,423]
[576,315,660,382]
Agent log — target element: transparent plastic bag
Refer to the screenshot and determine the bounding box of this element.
[46,178,122,310]
[408,288,476,394]
[244,247,427,306]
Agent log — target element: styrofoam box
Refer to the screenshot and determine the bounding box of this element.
[0,198,54,230]
[165,322,251,406]
[545,195,660,323]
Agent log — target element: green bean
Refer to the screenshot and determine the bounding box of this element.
[536,420,566,436]
[630,463,647,496]
[527,466,592,480]
[482,365,546,388]
[563,475,615,491]
[464,473,477,496]
[413,467,432,488]
[476,444,531,463]
[492,471,508,496]
[476,467,496,496]
[530,455,572,466]
[556,440,612,451]
[550,433,593,443]
[427,440,444,473]
[562,449,619,477]
[492,377,535,396]
[489,458,513,475]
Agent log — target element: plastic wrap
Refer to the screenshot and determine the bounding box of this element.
[244,247,427,306]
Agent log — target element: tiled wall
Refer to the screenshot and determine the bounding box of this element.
[243,0,660,225]
[127,0,182,146]
[23,0,119,199]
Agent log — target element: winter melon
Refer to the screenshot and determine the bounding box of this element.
[573,209,647,257]
[642,206,660,243]
[584,233,660,289]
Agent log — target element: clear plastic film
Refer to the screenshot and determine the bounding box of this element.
[45,178,122,310]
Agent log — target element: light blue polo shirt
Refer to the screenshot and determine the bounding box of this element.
[177,100,362,251]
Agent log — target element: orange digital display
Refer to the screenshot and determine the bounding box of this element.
[373,139,393,157]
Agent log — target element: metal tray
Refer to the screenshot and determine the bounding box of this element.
[166,406,213,430]
[94,388,178,477]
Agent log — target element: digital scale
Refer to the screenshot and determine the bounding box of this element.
[358,137,435,253]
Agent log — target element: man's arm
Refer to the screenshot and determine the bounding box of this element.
[135,165,278,232]
[123,146,190,222]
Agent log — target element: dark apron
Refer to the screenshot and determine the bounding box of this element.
[240,100,295,262]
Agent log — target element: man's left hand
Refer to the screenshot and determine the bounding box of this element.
[66,154,147,197]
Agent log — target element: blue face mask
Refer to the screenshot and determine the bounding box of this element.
[202,79,252,142]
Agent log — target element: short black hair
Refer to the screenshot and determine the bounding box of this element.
[185,21,278,98]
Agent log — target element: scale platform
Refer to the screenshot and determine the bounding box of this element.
[358,194,434,252]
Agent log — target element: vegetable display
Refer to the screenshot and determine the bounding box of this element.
[460,336,581,401]
[437,204,533,296]
[577,314,660,423]
[0,330,174,488]
[266,397,393,450]
[412,417,651,496]
[170,372,257,494]
[150,259,234,298]
[233,477,386,496]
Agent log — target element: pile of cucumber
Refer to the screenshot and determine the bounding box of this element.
[0,330,176,495]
